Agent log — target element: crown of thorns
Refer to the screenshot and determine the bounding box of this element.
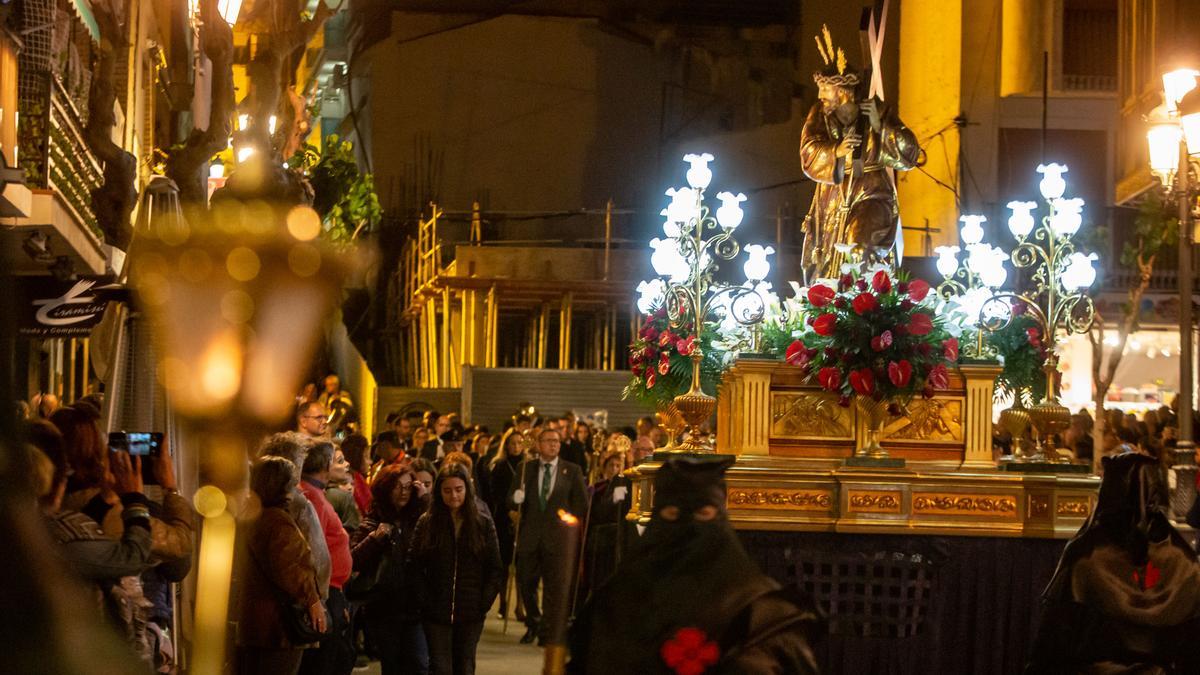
[812,24,859,87]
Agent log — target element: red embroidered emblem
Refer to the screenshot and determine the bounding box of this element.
[660,627,720,675]
[1132,561,1161,590]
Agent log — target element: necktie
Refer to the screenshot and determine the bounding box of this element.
[539,463,552,510]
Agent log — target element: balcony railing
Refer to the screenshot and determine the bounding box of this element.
[19,72,103,241]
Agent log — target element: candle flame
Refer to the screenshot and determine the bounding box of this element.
[557,509,579,526]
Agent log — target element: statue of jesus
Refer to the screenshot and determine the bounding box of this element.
[799,29,922,281]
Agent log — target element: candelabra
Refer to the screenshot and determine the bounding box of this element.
[934,214,1010,359]
[637,153,767,453]
[978,163,1098,464]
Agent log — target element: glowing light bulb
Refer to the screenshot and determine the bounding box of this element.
[665,187,699,225]
[959,214,987,245]
[1049,198,1085,238]
[715,191,747,230]
[1060,252,1098,291]
[683,152,714,190]
[208,161,225,179]
[635,279,666,315]
[1007,201,1037,239]
[743,244,774,281]
[1036,163,1068,200]
[934,245,960,279]
[649,237,690,283]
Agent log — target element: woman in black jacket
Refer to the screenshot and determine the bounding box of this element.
[350,463,430,675]
[480,429,527,618]
[411,463,504,675]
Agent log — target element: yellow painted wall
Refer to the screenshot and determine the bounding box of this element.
[898,0,962,255]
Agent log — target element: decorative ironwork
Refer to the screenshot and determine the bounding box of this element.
[729,489,833,510]
[770,392,852,439]
[912,494,1017,515]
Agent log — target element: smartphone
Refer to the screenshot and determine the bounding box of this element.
[109,432,164,485]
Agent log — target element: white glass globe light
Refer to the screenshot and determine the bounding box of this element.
[1060,252,1098,291]
[959,214,987,245]
[715,191,747,230]
[1049,198,1085,238]
[659,208,681,237]
[1147,122,1183,185]
[683,152,715,190]
[1162,68,1199,113]
[934,245,960,279]
[1036,163,1068,200]
[665,187,699,225]
[649,237,689,283]
[1006,201,1037,239]
[743,244,774,281]
[635,279,666,314]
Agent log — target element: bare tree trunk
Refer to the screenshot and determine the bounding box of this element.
[1090,252,1154,473]
[164,0,235,211]
[84,0,137,250]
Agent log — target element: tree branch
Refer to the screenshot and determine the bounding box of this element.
[83,0,137,249]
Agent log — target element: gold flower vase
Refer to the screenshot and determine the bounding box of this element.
[671,351,716,454]
[997,398,1033,461]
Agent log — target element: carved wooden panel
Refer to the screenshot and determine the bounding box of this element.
[771,392,853,439]
[912,493,1018,517]
[846,490,902,513]
[1057,497,1091,517]
[728,489,834,511]
[885,398,964,444]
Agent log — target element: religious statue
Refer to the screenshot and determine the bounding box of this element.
[799,23,923,281]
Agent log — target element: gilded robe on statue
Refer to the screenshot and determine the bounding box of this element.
[799,98,922,281]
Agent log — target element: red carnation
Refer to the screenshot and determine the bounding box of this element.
[838,274,854,291]
[807,284,836,307]
[856,278,869,291]
[785,340,808,366]
[817,367,842,391]
[1027,327,1041,347]
[872,270,892,294]
[888,360,913,387]
[927,363,950,389]
[907,312,934,336]
[813,313,837,336]
[661,627,720,675]
[871,330,893,352]
[942,337,959,362]
[641,325,659,341]
[907,279,931,302]
[852,293,878,315]
[849,368,875,396]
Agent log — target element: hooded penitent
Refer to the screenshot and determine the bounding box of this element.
[1026,452,1200,674]
[567,456,819,675]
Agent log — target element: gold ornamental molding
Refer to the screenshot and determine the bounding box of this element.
[1028,495,1051,519]
[729,489,833,511]
[847,490,902,513]
[1057,497,1091,517]
[912,493,1017,516]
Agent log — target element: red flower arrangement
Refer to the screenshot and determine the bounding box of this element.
[782,268,958,408]
[624,305,724,408]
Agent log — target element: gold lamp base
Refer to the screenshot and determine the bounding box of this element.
[1029,399,1072,463]
[855,397,892,459]
[669,388,717,453]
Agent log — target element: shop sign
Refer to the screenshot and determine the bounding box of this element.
[17,276,126,337]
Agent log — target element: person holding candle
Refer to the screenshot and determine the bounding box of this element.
[508,427,588,645]
[412,463,503,675]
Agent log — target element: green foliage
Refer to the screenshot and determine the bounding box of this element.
[986,312,1047,407]
[1121,190,1178,268]
[622,307,725,409]
[289,134,382,248]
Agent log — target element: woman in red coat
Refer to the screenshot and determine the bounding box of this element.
[237,456,326,675]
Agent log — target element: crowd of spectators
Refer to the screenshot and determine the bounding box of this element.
[994,401,1184,469]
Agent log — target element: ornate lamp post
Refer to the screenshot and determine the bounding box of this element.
[979,164,1098,465]
[645,154,767,453]
[129,183,344,674]
[935,214,1010,358]
[1146,67,1200,509]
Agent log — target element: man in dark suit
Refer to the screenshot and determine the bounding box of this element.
[419,413,451,463]
[556,416,588,471]
[509,427,587,644]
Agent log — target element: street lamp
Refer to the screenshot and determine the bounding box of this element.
[1147,67,1200,456]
